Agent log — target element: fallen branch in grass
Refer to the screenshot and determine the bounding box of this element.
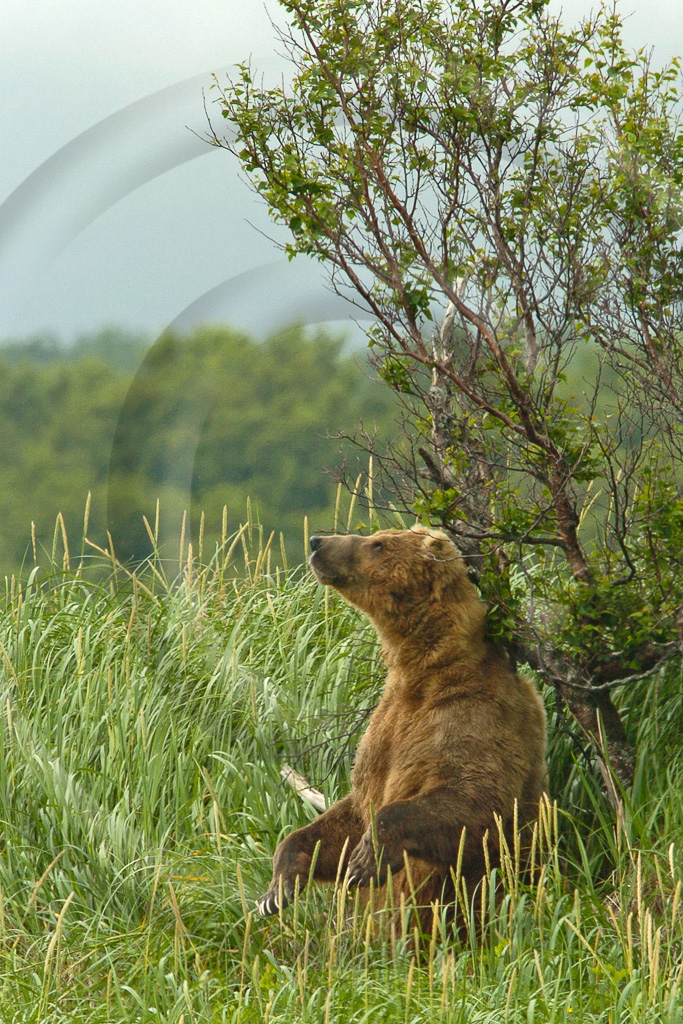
[280,765,326,813]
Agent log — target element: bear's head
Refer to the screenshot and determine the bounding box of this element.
[309,526,483,644]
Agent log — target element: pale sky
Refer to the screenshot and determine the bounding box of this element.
[1,0,682,343]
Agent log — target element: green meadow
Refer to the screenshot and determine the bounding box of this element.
[0,512,681,1023]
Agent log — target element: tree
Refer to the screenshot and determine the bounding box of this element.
[215,0,683,794]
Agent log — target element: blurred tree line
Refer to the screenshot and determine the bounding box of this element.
[0,326,398,576]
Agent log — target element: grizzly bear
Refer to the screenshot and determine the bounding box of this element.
[256,526,547,934]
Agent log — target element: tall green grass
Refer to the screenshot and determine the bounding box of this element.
[0,512,682,1022]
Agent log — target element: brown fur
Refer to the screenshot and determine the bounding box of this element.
[256,526,547,937]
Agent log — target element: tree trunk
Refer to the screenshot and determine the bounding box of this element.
[558,685,636,800]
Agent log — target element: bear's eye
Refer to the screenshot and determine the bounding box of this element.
[371,540,383,553]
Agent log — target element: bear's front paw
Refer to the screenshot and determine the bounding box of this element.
[347,830,384,888]
[255,880,293,917]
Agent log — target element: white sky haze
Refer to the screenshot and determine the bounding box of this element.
[1,0,682,342]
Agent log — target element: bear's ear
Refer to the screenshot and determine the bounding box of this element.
[423,532,451,553]
[415,527,458,560]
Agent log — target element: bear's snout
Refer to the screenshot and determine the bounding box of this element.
[309,533,363,588]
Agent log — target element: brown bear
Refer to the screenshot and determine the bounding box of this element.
[256,526,547,934]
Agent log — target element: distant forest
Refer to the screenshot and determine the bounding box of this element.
[0,326,400,577]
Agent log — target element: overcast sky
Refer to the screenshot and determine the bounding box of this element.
[2,0,682,344]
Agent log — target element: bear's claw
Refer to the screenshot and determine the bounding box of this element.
[255,883,293,917]
[346,831,382,887]
[255,892,278,916]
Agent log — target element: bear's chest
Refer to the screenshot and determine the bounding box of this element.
[351,695,442,818]
[351,709,394,811]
